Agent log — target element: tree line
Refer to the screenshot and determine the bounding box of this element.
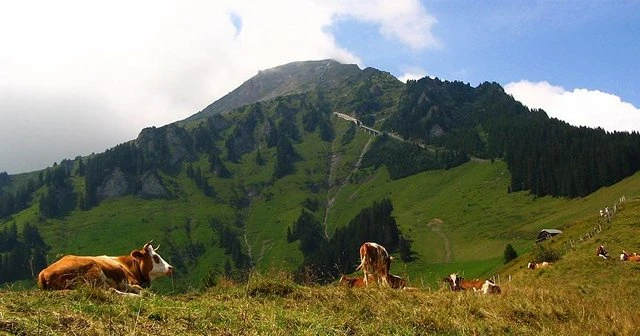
[0,222,49,284]
[362,135,469,179]
[288,198,413,283]
[385,77,640,198]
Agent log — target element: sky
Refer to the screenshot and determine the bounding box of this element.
[1,0,639,174]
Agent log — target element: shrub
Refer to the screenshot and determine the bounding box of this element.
[531,244,562,263]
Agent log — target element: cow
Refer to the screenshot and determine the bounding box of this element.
[37,241,173,296]
[481,279,501,295]
[443,273,484,292]
[620,251,640,262]
[355,242,392,287]
[387,274,407,290]
[338,274,371,288]
[596,245,609,259]
[527,261,552,270]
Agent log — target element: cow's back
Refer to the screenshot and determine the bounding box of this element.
[38,255,125,290]
[461,279,484,291]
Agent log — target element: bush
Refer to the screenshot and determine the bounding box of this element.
[531,244,562,263]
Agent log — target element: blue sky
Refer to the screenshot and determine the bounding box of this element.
[1,0,639,174]
[334,1,639,106]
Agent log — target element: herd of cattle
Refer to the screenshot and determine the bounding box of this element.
[35,240,640,297]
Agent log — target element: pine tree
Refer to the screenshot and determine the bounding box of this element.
[503,244,518,264]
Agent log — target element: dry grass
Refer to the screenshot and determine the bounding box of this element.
[2,271,640,336]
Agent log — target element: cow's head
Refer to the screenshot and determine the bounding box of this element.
[444,273,460,291]
[131,241,174,281]
[389,274,407,289]
[620,251,628,261]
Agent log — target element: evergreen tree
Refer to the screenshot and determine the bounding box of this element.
[224,259,232,278]
[209,150,231,178]
[273,135,297,178]
[503,244,518,264]
[255,148,266,166]
[76,156,86,176]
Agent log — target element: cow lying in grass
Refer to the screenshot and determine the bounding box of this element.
[596,245,609,259]
[444,273,481,291]
[620,251,640,262]
[527,261,552,270]
[339,275,371,288]
[481,279,501,294]
[444,273,501,294]
[387,274,408,289]
[340,273,409,290]
[38,241,173,296]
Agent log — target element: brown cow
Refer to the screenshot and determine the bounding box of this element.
[443,273,484,292]
[37,241,173,296]
[356,242,392,287]
[620,251,640,262]
[338,275,371,288]
[527,261,552,270]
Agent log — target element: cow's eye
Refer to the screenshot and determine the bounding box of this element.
[153,255,160,263]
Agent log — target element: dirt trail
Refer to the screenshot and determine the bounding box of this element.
[244,233,255,266]
[427,219,452,263]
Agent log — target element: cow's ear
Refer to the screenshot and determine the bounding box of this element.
[131,250,144,260]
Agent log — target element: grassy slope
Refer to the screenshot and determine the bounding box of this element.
[326,123,640,285]
[4,200,640,335]
[3,208,640,336]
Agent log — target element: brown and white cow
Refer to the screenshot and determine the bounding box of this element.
[481,279,501,295]
[596,245,609,259]
[620,251,640,262]
[37,241,173,296]
[527,261,552,270]
[443,273,484,292]
[356,242,393,287]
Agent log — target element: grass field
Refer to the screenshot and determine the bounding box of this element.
[3,235,640,336]
[2,162,640,335]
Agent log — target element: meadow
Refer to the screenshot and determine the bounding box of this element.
[1,270,638,335]
[2,198,640,335]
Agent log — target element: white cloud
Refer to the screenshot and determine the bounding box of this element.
[397,67,428,83]
[329,0,440,50]
[505,81,640,133]
[0,0,438,173]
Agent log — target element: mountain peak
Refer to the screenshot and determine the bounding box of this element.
[185,59,363,122]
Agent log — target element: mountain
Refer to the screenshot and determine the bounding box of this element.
[185,59,368,122]
[1,59,640,291]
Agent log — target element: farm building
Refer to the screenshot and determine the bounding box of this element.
[536,229,562,243]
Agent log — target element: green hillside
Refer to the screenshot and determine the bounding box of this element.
[1,197,639,335]
[3,111,638,289]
